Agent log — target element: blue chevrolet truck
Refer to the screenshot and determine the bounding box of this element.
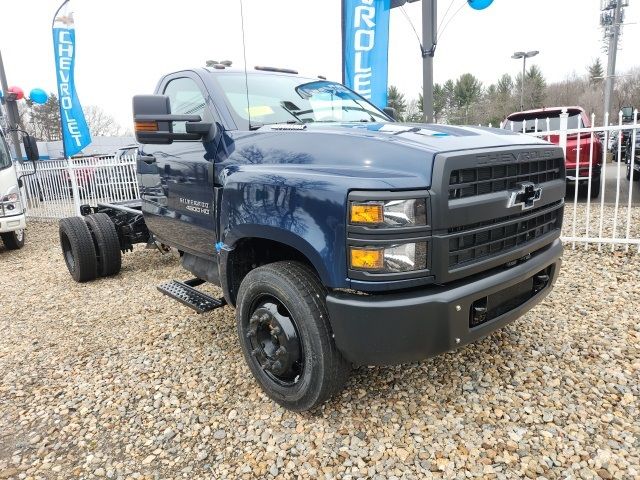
[59,65,565,411]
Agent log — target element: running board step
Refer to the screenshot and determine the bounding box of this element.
[157,279,226,314]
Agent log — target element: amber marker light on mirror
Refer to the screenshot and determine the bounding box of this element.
[134,121,158,132]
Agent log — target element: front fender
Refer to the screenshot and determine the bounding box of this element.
[219,169,348,288]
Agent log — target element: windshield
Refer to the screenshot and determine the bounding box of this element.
[505,112,585,133]
[0,134,12,170]
[214,73,390,128]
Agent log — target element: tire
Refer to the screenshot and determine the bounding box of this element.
[627,162,639,181]
[236,261,351,411]
[589,177,601,199]
[85,213,122,277]
[59,217,98,282]
[1,229,25,250]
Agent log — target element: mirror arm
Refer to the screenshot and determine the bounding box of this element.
[135,114,202,123]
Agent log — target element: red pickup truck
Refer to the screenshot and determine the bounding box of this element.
[503,107,602,198]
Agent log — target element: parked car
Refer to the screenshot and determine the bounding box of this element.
[114,144,141,160]
[626,136,640,181]
[610,129,635,162]
[503,107,603,198]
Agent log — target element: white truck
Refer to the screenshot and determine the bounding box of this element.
[0,129,38,250]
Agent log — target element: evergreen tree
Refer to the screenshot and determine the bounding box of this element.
[28,95,62,141]
[588,58,604,86]
[386,85,407,121]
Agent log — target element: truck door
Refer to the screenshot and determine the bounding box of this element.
[140,74,217,255]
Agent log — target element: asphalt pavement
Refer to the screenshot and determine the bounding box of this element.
[567,162,640,205]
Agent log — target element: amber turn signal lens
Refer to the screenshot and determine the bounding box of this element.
[350,202,384,224]
[135,121,158,132]
[350,247,384,270]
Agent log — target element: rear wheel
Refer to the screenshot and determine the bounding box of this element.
[627,162,639,181]
[589,177,601,199]
[85,213,122,277]
[1,229,25,250]
[579,177,601,199]
[59,217,98,282]
[236,261,350,411]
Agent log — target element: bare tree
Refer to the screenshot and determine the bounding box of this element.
[83,105,123,137]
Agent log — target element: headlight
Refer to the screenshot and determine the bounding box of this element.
[1,193,19,203]
[1,192,22,215]
[349,198,426,227]
[350,242,427,273]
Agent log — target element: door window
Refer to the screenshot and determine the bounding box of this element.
[163,77,207,133]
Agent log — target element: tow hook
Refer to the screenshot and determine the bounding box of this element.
[533,273,550,293]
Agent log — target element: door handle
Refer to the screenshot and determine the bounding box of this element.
[140,155,156,165]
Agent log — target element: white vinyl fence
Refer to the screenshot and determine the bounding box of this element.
[502,109,639,252]
[16,155,139,220]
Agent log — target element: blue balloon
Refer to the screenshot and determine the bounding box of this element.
[0,90,3,100]
[468,0,494,10]
[29,88,48,105]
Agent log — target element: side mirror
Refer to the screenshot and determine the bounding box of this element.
[383,107,397,121]
[132,94,216,144]
[23,135,40,162]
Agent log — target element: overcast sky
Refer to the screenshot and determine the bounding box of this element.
[1,0,638,130]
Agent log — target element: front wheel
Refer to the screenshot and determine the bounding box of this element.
[236,261,351,411]
[1,229,25,250]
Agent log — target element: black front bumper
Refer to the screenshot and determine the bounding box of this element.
[326,239,562,366]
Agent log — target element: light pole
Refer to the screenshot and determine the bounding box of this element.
[512,50,539,111]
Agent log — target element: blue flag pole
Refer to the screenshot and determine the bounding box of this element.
[342,0,391,109]
[52,0,91,158]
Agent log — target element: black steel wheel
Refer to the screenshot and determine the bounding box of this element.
[246,298,304,386]
[236,261,350,411]
[85,213,122,277]
[59,217,98,282]
[1,229,25,250]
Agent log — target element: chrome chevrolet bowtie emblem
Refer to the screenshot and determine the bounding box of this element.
[508,182,542,210]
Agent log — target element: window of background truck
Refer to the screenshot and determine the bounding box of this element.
[214,74,389,127]
[506,112,585,133]
[163,77,207,134]
[0,135,12,170]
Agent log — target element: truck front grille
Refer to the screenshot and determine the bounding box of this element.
[447,203,562,269]
[448,157,563,199]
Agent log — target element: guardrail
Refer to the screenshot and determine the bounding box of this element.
[16,155,139,220]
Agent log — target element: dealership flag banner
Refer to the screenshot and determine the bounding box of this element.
[52,0,91,157]
[342,0,391,109]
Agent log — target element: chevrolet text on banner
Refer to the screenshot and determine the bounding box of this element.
[342,0,391,109]
[52,0,91,157]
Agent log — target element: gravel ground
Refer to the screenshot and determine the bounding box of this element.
[1,210,639,480]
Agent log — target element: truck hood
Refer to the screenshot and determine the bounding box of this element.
[222,122,556,191]
[262,121,551,153]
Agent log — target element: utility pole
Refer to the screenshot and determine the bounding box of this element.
[0,50,23,160]
[512,50,539,111]
[422,0,436,123]
[602,0,625,119]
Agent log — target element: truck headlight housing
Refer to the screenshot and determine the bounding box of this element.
[2,193,19,203]
[1,192,22,215]
[349,198,426,227]
[350,242,427,273]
